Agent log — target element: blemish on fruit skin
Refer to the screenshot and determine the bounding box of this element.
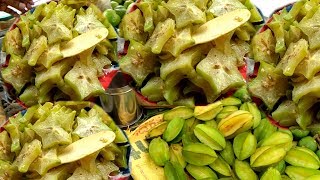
[96,34,102,39]
[234,16,243,22]
[100,137,109,143]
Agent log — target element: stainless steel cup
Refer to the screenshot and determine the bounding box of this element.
[99,72,142,127]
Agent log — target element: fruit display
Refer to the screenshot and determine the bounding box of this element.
[1,1,118,106]
[118,0,264,106]
[0,101,129,179]
[129,95,320,179]
[249,0,320,130]
[2,0,320,179]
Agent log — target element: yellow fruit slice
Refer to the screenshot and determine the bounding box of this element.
[192,9,251,45]
[58,131,115,164]
[61,27,108,58]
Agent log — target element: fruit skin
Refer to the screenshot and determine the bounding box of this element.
[234,159,258,180]
[290,126,310,139]
[285,166,320,180]
[114,5,127,18]
[258,131,293,151]
[233,131,257,160]
[298,136,318,152]
[13,139,42,173]
[260,167,281,180]
[182,143,217,166]
[194,124,226,151]
[146,121,168,139]
[103,9,121,27]
[219,141,235,166]
[186,164,218,180]
[306,175,320,180]
[284,147,320,169]
[164,161,187,180]
[194,101,223,121]
[209,155,232,177]
[240,102,261,128]
[163,117,185,142]
[250,146,286,168]
[217,110,253,138]
[253,118,277,142]
[221,97,242,106]
[148,137,170,166]
[169,144,186,168]
[145,18,175,54]
[272,160,286,174]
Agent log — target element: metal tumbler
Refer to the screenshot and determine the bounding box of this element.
[99,72,142,127]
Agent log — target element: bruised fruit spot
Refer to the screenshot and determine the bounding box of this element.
[234,16,243,22]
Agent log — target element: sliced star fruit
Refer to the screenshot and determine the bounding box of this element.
[119,40,157,86]
[52,3,76,29]
[164,84,181,105]
[298,8,320,50]
[285,25,302,48]
[162,26,195,57]
[295,49,320,80]
[196,48,245,95]
[40,164,75,180]
[41,13,73,44]
[20,128,36,147]
[73,109,111,138]
[137,1,155,33]
[141,76,165,102]
[1,55,32,94]
[29,24,43,43]
[23,35,48,66]
[91,53,112,77]
[0,160,21,179]
[194,0,210,10]
[272,100,298,127]
[13,139,42,173]
[0,131,14,162]
[276,38,309,77]
[146,18,175,54]
[160,46,202,80]
[16,16,31,48]
[292,74,320,103]
[64,61,105,100]
[165,71,185,89]
[4,115,22,153]
[41,1,58,21]
[251,29,279,65]
[2,27,24,56]
[235,22,256,41]
[38,83,55,104]
[119,9,148,43]
[19,85,40,107]
[231,39,250,67]
[29,148,61,176]
[164,0,206,28]
[32,105,75,149]
[267,15,286,54]
[248,61,288,110]
[67,167,102,179]
[74,14,105,34]
[35,58,74,88]
[188,70,220,103]
[208,0,246,17]
[38,43,64,68]
[153,5,170,26]
[56,79,78,100]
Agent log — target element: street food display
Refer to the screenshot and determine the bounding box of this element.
[1,0,320,179]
